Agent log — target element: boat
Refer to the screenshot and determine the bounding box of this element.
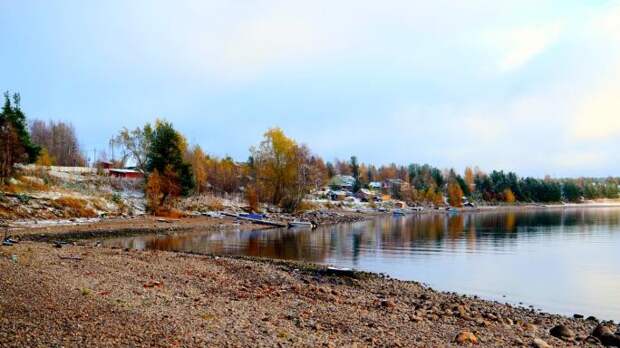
[392,209,406,216]
[221,212,287,228]
[288,221,315,229]
[238,213,266,220]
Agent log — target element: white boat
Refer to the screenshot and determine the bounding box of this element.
[288,221,315,228]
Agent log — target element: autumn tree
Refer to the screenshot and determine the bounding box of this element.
[503,189,516,203]
[464,167,475,193]
[186,145,208,193]
[30,119,85,166]
[110,124,153,172]
[146,120,194,196]
[35,148,54,166]
[251,128,298,208]
[146,169,162,211]
[0,92,40,178]
[250,128,316,212]
[447,181,464,207]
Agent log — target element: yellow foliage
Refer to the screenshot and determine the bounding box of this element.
[35,148,55,166]
[464,167,475,193]
[504,189,516,203]
[188,145,208,193]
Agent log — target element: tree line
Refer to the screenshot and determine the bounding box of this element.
[2,92,618,212]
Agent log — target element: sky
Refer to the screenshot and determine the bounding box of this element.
[1,0,620,177]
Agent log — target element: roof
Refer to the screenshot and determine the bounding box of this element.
[329,175,355,187]
[109,169,142,174]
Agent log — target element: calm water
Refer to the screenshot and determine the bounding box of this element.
[103,207,620,321]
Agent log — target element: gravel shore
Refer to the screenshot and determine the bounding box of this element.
[1,239,616,347]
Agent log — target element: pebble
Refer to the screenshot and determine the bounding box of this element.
[454,330,478,345]
[531,338,551,348]
[549,324,575,340]
[592,324,620,346]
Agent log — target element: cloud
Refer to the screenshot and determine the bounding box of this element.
[485,23,563,73]
[571,77,620,140]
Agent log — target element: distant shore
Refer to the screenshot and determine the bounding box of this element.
[6,200,620,242]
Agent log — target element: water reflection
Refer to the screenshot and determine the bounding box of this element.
[104,207,620,320]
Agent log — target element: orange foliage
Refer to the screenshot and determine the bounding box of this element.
[245,185,259,212]
[447,181,463,207]
[146,169,162,212]
[464,167,475,193]
[52,197,97,217]
[504,189,516,203]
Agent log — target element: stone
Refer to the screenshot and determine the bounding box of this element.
[592,325,620,347]
[454,331,478,345]
[549,324,575,340]
[531,338,551,348]
[593,324,614,338]
[380,299,395,309]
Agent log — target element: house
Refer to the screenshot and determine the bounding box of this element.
[329,175,356,191]
[109,168,144,180]
[98,161,113,170]
[368,181,382,190]
[356,188,375,202]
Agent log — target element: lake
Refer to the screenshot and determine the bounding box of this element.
[103,207,620,321]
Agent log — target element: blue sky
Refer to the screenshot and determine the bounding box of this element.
[2,0,619,177]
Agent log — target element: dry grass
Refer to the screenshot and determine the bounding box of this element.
[153,207,185,219]
[203,196,224,211]
[52,196,97,218]
[2,176,49,193]
[295,200,319,213]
